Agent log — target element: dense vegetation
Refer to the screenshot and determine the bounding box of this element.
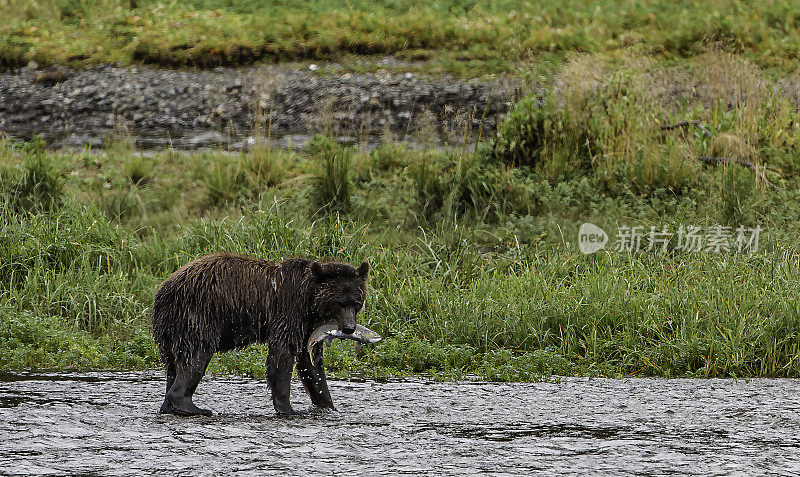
[2,51,800,380]
[4,0,800,75]
[2,1,800,380]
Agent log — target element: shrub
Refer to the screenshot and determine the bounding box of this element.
[371,143,407,171]
[493,56,702,195]
[3,136,65,212]
[243,142,288,188]
[492,95,589,171]
[101,186,146,221]
[122,155,155,186]
[441,152,494,221]
[202,153,249,207]
[307,135,354,214]
[410,151,447,223]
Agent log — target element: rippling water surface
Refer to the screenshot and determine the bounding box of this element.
[1,372,798,475]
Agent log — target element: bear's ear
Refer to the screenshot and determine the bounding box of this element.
[357,261,369,278]
[310,261,326,281]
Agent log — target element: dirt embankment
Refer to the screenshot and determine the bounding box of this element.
[0,63,519,149]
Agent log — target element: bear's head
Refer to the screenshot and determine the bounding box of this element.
[310,260,369,334]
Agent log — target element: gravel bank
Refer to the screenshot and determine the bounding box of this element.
[0,64,517,150]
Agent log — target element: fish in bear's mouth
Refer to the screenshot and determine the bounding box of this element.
[307,322,382,364]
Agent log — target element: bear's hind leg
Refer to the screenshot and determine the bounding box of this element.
[158,358,177,414]
[297,343,335,409]
[161,349,213,417]
[164,354,177,394]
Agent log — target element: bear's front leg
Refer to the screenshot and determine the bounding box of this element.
[296,342,335,410]
[267,346,299,415]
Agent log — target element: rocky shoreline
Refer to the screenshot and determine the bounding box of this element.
[0,63,518,150]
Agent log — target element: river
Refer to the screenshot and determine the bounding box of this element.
[0,372,798,475]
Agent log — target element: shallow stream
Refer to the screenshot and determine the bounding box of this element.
[1,372,798,475]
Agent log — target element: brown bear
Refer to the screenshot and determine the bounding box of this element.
[151,252,368,416]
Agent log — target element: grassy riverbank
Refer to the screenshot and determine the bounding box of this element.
[3,51,800,380]
[4,0,800,75]
[3,199,799,380]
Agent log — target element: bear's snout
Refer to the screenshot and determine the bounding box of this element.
[339,306,357,334]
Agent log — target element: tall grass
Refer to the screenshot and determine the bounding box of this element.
[101,185,147,221]
[202,153,249,206]
[410,150,447,223]
[2,197,799,378]
[243,141,288,188]
[308,135,354,214]
[4,1,800,74]
[493,52,800,198]
[3,50,800,379]
[0,136,65,212]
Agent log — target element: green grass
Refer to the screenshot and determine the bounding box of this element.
[4,0,800,75]
[2,138,800,380]
[308,134,355,215]
[2,51,800,380]
[2,194,799,379]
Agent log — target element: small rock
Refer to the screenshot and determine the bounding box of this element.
[189,131,225,148]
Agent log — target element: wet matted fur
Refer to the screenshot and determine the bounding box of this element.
[152,252,368,416]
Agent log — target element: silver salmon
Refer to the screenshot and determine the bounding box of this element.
[307,322,382,361]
